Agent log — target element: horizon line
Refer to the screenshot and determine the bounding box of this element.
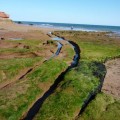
[13,20,120,27]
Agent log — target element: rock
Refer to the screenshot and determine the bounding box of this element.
[0,11,9,18]
[1,37,5,40]
[50,50,54,53]
[17,21,22,24]
[24,45,30,49]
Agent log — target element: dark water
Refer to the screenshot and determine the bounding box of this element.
[23,33,80,120]
[55,42,62,55]
[52,35,80,67]
[15,21,120,34]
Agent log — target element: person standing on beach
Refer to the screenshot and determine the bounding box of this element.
[71,26,73,30]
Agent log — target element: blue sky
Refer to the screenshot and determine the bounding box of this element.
[0,0,120,26]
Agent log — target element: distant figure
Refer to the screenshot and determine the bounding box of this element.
[71,26,73,30]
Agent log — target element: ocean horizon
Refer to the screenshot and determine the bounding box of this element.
[15,21,120,34]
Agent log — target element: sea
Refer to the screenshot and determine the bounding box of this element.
[15,21,120,35]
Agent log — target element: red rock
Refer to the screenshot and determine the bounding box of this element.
[0,12,9,18]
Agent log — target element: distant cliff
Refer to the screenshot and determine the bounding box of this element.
[0,11,13,23]
[0,11,9,18]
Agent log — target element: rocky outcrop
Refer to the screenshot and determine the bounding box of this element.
[0,11,9,18]
[0,11,12,23]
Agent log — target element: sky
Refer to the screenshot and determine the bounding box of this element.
[0,0,120,26]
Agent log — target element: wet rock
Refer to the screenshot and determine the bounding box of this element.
[24,45,30,49]
[1,37,5,40]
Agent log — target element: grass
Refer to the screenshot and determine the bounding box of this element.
[53,31,120,62]
[0,38,57,55]
[0,37,69,119]
[79,42,120,62]
[0,38,59,83]
[0,80,42,120]
[0,39,43,54]
[63,44,75,61]
[78,93,120,120]
[55,43,75,63]
[27,59,67,83]
[0,47,30,54]
[32,31,120,120]
[0,30,120,120]
[0,57,42,83]
[34,61,106,120]
[0,59,67,120]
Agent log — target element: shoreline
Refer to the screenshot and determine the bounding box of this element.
[14,21,120,34]
[0,21,56,40]
[1,21,120,40]
[0,21,57,32]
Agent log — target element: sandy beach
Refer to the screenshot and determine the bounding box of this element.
[0,21,54,40]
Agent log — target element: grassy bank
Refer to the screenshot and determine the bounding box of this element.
[0,59,67,120]
[0,30,120,120]
[78,93,120,120]
[0,38,58,84]
[0,57,42,83]
[53,31,120,62]
[34,61,106,120]
[31,31,120,120]
[0,37,70,119]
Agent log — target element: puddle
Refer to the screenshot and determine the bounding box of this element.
[9,38,24,40]
[52,37,64,41]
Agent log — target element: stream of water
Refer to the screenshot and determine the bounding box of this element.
[23,33,80,120]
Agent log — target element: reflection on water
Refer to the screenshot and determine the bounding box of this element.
[55,42,63,55]
[52,34,80,67]
[9,38,24,40]
[52,37,64,41]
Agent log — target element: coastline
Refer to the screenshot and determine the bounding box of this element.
[0,20,120,119]
[0,20,57,32]
[0,21,57,40]
[1,21,120,41]
[14,21,120,34]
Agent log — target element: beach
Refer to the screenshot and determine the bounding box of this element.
[0,21,55,40]
[0,20,120,120]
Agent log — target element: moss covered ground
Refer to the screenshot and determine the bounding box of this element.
[0,31,120,120]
